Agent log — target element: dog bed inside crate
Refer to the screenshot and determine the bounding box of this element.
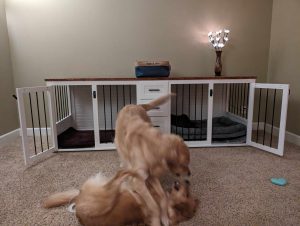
[58,127,115,149]
[171,114,247,142]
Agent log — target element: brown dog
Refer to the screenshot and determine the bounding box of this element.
[43,170,198,226]
[114,94,191,226]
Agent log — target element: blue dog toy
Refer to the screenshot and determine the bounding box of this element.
[271,178,287,186]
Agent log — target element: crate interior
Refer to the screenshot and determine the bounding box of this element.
[171,83,250,144]
[171,84,209,141]
[97,85,137,143]
[212,83,249,144]
[57,85,95,149]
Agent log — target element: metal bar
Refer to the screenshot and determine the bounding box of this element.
[129,85,132,104]
[64,86,68,117]
[194,84,197,139]
[57,86,62,120]
[188,84,191,140]
[175,84,178,135]
[42,91,50,149]
[116,86,119,113]
[228,84,232,113]
[182,84,184,137]
[103,85,107,142]
[270,89,277,147]
[237,84,241,116]
[66,85,71,117]
[62,86,66,118]
[234,84,237,115]
[54,86,59,121]
[123,85,125,106]
[109,85,113,129]
[246,84,250,118]
[29,93,37,155]
[225,84,228,112]
[242,83,246,118]
[61,86,65,118]
[36,92,43,152]
[262,89,269,145]
[256,88,262,142]
[201,84,203,140]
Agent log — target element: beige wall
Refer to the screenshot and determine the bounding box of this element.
[268,0,300,135]
[0,0,18,136]
[5,0,273,88]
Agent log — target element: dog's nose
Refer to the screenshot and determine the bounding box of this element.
[187,170,191,176]
[185,179,190,185]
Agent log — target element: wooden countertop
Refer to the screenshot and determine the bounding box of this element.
[45,76,256,81]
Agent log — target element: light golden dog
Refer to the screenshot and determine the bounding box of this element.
[43,170,198,226]
[114,94,191,226]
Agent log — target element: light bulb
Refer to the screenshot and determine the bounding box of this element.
[224,29,230,34]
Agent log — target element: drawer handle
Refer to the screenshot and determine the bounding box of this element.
[148,89,161,92]
[154,125,160,128]
[153,107,160,110]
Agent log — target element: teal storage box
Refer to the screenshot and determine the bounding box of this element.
[135,61,171,78]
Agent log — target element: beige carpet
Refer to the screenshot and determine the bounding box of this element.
[0,137,300,226]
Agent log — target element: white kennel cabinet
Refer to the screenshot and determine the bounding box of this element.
[17,76,289,165]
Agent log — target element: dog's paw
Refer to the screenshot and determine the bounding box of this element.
[161,215,169,226]
[67,203,76,213]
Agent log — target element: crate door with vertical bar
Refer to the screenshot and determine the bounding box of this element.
[247,83,289,156]
[170,81,212,147]
[17,86,58,165]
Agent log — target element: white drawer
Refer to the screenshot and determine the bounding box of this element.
[150,117,170,133]
[138,98,170,116]
[137,81,169,99]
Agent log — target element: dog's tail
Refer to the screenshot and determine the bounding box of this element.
[42,189,79,208]
[140,93,175,111]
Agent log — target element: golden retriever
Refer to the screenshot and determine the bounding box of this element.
[43,170,198,226]
[114,94,191,226]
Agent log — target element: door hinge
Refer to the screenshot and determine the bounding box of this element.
[210,89,213,97]
[93,91,96,99]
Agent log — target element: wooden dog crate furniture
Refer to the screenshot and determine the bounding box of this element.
[17,76,289,165]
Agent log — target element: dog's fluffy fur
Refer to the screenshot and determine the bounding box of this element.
[114,94,191,225]
[43,171,198,226]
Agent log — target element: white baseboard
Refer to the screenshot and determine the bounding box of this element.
[25,127,52,136]
[285,131,300,146]
[252,122,300,146]
[0,129,20,147]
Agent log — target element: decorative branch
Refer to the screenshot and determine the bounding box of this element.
[208,29,230,51]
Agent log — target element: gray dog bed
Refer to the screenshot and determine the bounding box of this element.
[171,114,246,142]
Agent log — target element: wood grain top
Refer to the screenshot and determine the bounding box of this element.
[45,76,256,81]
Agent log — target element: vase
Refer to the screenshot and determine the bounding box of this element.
[215,50,222,76]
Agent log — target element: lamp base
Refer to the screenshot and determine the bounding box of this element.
[215,50,222,76]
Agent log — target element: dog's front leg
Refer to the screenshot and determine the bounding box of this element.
[134,168,162,226]
[147,176,169,226]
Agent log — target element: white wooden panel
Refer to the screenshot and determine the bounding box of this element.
[137,81,169,99]
[150,116,170,133]
[72,85,94,130]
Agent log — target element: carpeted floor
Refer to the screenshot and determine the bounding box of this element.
[0,137,300,226]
